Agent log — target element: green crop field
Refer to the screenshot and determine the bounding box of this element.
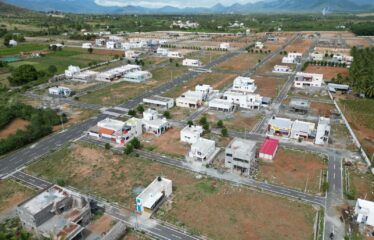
[0,43,48,57]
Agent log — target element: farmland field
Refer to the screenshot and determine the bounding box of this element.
[0,43,48,57]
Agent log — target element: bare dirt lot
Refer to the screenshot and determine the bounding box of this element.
[345,38,372,48]
[164,72,237,98]
[141,128,189,158]
[87,214,114,236]
[348,165,374,201]
[0,180,34,214]
[28,143,316,240]
[310,102,335,117]
[205,111,262,132]
[253,75,287,97]
[256,54,294,74]
[285,39,312,54]
[0,118,29,139]
[257,148,327,194]
[215,53,263,72]
[305,65,349,80]
[169,107,196,121]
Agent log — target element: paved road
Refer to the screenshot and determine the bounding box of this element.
[0,114,106,178]
[11,171,203,240]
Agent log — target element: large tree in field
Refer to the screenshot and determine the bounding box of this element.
[8,64,38,86]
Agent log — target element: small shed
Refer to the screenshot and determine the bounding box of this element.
[259,138,279,162]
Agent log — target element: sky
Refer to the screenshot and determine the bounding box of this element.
[94,0,261,8]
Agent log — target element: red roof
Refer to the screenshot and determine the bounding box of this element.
[259,138,279,155]
[99,128,115,135]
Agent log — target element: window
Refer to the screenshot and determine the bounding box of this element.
[226,153,232,157]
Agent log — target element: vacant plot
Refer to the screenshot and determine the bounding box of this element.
[122,230,152,240]
[142,128,189,158]
[256,54,293,75]
[339,99,374,157]
[0,118,29,139]
[348,166,374,201]
[156,178,315,240]
[285,39,312,54]
[215,53,263,72]
[80,81,154,106]
[205,111,262,132]
[346,38,372,48]
[185,51,226,65]
[310,102,335,117]
[257,148,327,194]
[330,124,357,151]
[253,75,287,97]
[28,143,315,240]
[164,72,237,98]
[305,65,349,80]
[0,180,34,213]
[150,64,188,82]
[169,107,196,121]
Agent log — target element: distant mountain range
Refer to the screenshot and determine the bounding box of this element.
[2,0,374,14]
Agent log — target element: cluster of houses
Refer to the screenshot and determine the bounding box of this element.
[88,108,170,145]
[267,116,331,145]
[208,76,265,112]
[156,47,184,58]
[176,84,218,109]
[282,52,303,64]
[48,86,72,97]
[171,20,199,29]
[64,64,152,83]
[309,48,353,67]
[83,37,169,50]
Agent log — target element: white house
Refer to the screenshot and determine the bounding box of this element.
[182,59,202,67]
[188,137,216,163]
[273,65,292,74]
[88,117,142,145]
[73,70,98,83]
[310,52,324,61]
[96,65,141,82]
[167,51,183,58]
[294,72,323,88]
[208,98,236,112]
[290,120,315,140]
[315,117,331,145]
[255,41,264,49]
[157,48,168,56]
[142,109,170,136]
[195,84,214,100]
[95,38,106,46]
[282,52,302,64]
[136,177,172,216]
[354,199,374,227]
[82,43,93,49]
[65,65,81,78]
[48,86,72,97]
[143,95,174,110]
[176,91,204,109]
[106,41,119,49]
[9,39,17,46]
[180,125,204,144]
[223,91,262,110]
[232,76,257,93]
[123,71,152,83]
[125,50,140,59]
[225,138,256,176]
[220,42,230,50]
[267,117,293,137]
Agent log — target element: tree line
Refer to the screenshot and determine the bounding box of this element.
[0,103,67,155]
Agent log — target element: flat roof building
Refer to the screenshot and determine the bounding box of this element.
[290,120,315,140]
[289,98,311,114]
[180,125,203,144]
[259,138,279,162]
[267,117,293,137]
[225,138,256,176]
[273,65,292,74]
[142,109,170,136]
[315,117,331,145]
[143,95,174,109]
[232,76,257,93]
[188,137,216,163]
[49,86,72,97]
[123,70,152,83]
[136,177,172,216]
[355,199,374,227]
[183,59,202,67]
[208,98,236,112]
[294,72,323,88]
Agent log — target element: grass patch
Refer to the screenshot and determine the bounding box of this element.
[0,180,35,213]
[0,43,48,57]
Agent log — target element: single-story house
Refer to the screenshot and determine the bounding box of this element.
[143,95,174,110]
[180,125,203,144]
[188,137,216,163]
[259,138,279,162]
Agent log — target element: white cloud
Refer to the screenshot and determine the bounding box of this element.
[94,0,260,8]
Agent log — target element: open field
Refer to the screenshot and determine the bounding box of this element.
[330,123,357,151]
[141,128,189,158]
[169,107,196,121]
[253,75,287,97]
[257,148,327,194]
[164,72,237,98]
[339,98,374,157]
[0,180,35,214]
[87,214,115,237]
[0,43,48,57]
[0,118,29,139]
[150,64,188,82]
[348,165,374,201]
[185,51,226,65]
[156,177,316,240]
[256,54,294,75]
[285,39,312,54]
[310,102,335,117]
[304,65,349,81]
[53,106,98,131]
[79,81,155,106]
[27,143,316,240]
[215,53,263,72]
[205,111,262,132]
[345,38,372,48]
[8,47,113,74]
